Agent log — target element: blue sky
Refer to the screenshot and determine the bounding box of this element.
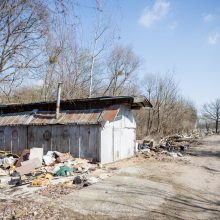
[95,0,220,108]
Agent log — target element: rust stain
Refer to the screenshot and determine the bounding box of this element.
[101,109,119,122]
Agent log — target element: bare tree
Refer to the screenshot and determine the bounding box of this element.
[88,3,117,97]
[9,84,42,103]
[0,0,48,97]
[135,74,197,137]
[89,19,108,97]
[40,0,110,100]
[53,41,92,99]
[103,46,140,96]
[202,99,220,133]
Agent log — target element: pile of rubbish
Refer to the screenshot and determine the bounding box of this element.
[137,133,199,159]
[0,148,100,190]
[159,134,192,151]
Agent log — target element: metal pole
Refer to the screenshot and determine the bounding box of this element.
[56,82,62,119]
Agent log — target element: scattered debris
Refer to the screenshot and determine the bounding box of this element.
[0,147,104,196]
[137,133,201,161]
[73,175,83,185]
[159,134,192,152]
[177,152,183,157]
[37,183,76,199]
[16,149,30,167]
[138,139,153,150]
[43,151,56,166]
[0,132,199,195]
[55,165,73,177]
[21,157,42,168]
[84,176,99,186]
[168,152,178,158]
[31,174,51,187]
[15,159,40,176]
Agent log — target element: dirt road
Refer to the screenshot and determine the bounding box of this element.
[1,135,220,219]
[60,135,220,219]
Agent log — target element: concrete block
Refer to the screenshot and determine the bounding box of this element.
[29,148,43,163]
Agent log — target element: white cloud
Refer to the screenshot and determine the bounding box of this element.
[208,32,220,45]
[139,0,171,28]
[203,14,215,22]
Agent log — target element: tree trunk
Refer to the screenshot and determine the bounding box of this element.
[156,106,160,132]
[205,122,209,132]
[216,120,218,133]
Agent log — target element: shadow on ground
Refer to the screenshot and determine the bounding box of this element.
[189,149,220,158]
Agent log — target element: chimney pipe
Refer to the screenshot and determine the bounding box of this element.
[56,82,62,119]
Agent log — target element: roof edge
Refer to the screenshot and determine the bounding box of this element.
[131,96,153,109]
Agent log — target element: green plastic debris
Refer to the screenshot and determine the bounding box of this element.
[55,165,73,176]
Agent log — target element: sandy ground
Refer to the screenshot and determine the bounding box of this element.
[1,135,220,219]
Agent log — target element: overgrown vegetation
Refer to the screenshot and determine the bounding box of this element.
[199,99,220,134]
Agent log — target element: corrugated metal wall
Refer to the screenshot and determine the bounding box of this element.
[100,106,136,164]
[0,125,100,161]
[0,126,27,153]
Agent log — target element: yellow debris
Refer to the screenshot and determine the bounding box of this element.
[31,173,52,187]
[9,165,16,171]
[64,181,72,187]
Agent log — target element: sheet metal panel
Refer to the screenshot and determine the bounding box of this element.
[100,127,113,164]
[0,107,120,126]
[100,109,119,122]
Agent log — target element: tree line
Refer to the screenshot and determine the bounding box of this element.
[199,99,220,134]
[0,0,198,138]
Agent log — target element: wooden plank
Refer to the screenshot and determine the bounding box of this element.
[88,125,100,161]
[0,127,5,151]
[0,126,27,154]
[28,126,52,154]
[78,125,100,161]
[79,125,90,158]
[60,126,71,153]
[11,128,19,153]
[17,126,27,153]
[49,125,71,153]
[41,126,52,153]
[51,126,60,152]
[69,125,79,157]
[4,127,12,152]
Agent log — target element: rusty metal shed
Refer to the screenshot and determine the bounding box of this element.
[0,96,152,163]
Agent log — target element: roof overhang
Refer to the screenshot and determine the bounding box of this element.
[131,96,153,110]
[0,96,152,114]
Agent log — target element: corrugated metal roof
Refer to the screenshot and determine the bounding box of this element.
[0,112,31,126]
[30,110,103,125]
[0,108,120,126]
[99,106,120,122]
